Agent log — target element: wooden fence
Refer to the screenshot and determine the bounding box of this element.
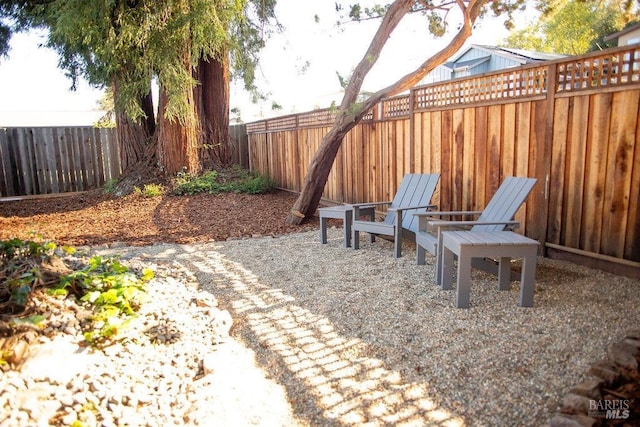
[0,124,250,198]
[246,44,640,277]
[0,127,121,197]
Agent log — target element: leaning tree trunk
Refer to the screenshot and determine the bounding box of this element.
[285,0,485,225]
[286,111,368,223]
[195,53,231,169]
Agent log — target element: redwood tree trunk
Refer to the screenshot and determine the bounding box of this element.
[156,86,201,175]
[195,53,231,169]
[114,80,156,172]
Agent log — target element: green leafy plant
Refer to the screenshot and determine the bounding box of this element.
[54,256,153,346]
[133,183,164,197]
[172,166,275,196]
[231,173,275,194]
[0,238,153,350]
[103,178,118,194]
[173,170,219,195]
[0,238,58,312]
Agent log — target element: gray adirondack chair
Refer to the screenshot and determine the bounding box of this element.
[414,176,537,284]
[352,173,440,258]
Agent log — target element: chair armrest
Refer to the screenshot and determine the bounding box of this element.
[414,210,482,218]
[429,220,520,230]
[352,201,391,208]
[388,204,437,213]
[414,211,482,232]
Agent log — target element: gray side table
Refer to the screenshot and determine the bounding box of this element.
[440,231,539,308]
[319,205,375,248]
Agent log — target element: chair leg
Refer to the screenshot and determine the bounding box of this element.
[519,248,537,307]
[353,229,360,250]
[393,211,402,258]
[320,217,328,244]
[416,245,426,265]
[394,237,401,258]
[498,257,511,290]
[455,254,472,308]
[343,212,352,248]
[441,246,454,291]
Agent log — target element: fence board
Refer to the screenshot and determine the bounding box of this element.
[628,118,640,261]
[0,130,14,196]
[461,108,475,211]
[473,106,488,210]
[582,92,612,254]
[602,90,639,258]
[563,96,588,247]
[548,97,569,244]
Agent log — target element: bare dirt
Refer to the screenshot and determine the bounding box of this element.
[0,189,320,247]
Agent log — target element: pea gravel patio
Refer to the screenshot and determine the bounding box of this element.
[107,227,640,425]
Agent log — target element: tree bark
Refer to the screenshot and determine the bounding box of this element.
[195,53,231,169]
[156,48,201,176]
[156,88,201,175]
[285,0,486,225]
[114,80,156,172]
[111,79,159,196]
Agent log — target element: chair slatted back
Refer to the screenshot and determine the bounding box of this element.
[473,177,537,232]
[383,174,440,232]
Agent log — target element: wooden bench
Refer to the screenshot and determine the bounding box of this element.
[319,205,375,248]
[440,231,539,308]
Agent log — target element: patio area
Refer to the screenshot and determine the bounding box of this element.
[98,227,640,425]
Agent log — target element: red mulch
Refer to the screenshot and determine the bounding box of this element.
[0,190,320,247]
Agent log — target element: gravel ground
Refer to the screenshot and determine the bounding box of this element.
[94,228,639,426]
[3,227,639,426]
[1,250,302,427]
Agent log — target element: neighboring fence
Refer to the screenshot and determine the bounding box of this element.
[0,127,120,197]
[0,124,250,198]
[229,124,249,168]
[246,44,640,277]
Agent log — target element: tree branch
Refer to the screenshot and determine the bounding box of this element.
[351,0,488,117]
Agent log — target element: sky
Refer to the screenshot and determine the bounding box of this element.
[0,1,534,127]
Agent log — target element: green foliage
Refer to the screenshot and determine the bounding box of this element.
[0,238,153,349]
[56,256,152,346]
[173,170,220,195]
[1,0,278,123]
[0,238,56,310]
[133,183,165,198]
[172,166,275,196]
[103,178,118,194]
[173,166,275,195]
[233,173,276,194]
[502,0,638,54]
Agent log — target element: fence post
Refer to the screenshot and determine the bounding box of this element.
[539,62,558,256]
[409,88,415,173]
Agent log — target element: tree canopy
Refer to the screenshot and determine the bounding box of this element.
[502,0,639,55]
[0,0,276,122]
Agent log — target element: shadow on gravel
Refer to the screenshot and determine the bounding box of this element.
[162,241,467,426]
[123,231,640,426]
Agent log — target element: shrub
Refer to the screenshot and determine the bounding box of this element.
[133,183,164,197]
[172,167,275,196]
[103,178,118,194]
[231,174,275,194]
[173,171,219,196]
